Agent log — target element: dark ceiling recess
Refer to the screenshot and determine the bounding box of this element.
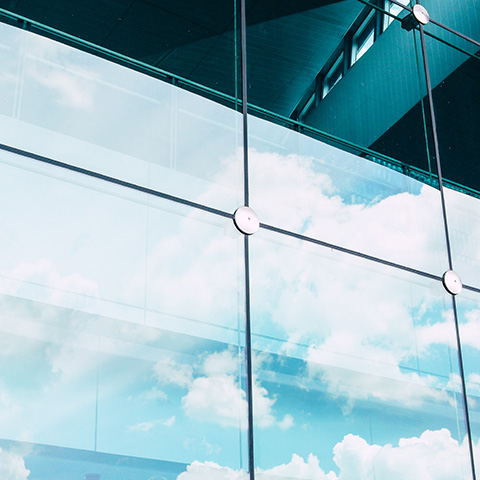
[0,0,343,55]
[371,52,480,193]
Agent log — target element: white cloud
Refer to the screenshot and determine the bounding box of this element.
[182,374,247,428]
[138,387,168,402]
[202,350,239,377]
[181,349,288,429]
[253,243,451,409]
[183,436,221,455]
[128,421,157,432]
[26,37,98,110]
[458,310,480,350]
[205,147,446,274]
[0,448,30,480]
[177,460,247,480]
[128,416,175,432]
[0,386,24,436]
[164,415,176,427]
[278,414,294,430]
[466,373,480,400]
[50,343,99,382]
[251,380,293,429]
[151,349,290,429]
[333,429,472,480]
[444,188,480,285]
[0,259,100,311]
[152,357,194,388]
[37,69,96,109]
[138,225,242,333]
[306,333,452,409]
[259,453,335,480]
[177,429,473,480]
[182,368,293,429]
[414,308,480,353]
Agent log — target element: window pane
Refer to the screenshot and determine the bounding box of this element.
[355,29,374,61]
[352,14,376,64]
[323,54,344,98]
[444,188,480,288]
[0,22,243,212]
[250,229,472,480]
[0,148,248,478]
[387,0,411,26]
[455,290,480,478]
[248,114,448,276]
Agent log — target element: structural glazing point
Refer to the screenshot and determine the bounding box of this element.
[442,270,462,295]
[413,5,430,25]
[402,4,430,30]
[233,206,260,235]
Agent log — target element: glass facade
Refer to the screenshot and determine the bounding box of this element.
[0,1,478,479]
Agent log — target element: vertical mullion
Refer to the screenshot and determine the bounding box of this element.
[240,0,249,207]
[244,235,255,480]
[240,1,255,480]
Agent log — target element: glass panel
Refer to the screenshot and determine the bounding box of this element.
[0,22,243,212]
[323,53,344,98]
[0,148,248,477]
[444,188,480,288]
[386,0,411,27]
[355,28,374,61]
[352,13,375,64]
[250,228,473,480]
[248,114,448,275]
[455,290,480,478]
[246,0,436,181]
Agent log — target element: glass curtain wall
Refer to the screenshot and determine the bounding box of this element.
[0,1,479,479]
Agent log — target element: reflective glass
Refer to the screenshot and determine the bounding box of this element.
[0,149,248,478]
[0,22,243,212]
[248,114,448,275]
[355,29,374,61]
[250,228,472,480]
[455,290,480,478]
[352,13,375,63]
[444,188,480,288]
[246,0,436,179]
[386,0,411,28]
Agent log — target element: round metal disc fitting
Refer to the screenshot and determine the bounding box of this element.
[413,4,430,25]
[442,270,462,295]
[233,206,260,235]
